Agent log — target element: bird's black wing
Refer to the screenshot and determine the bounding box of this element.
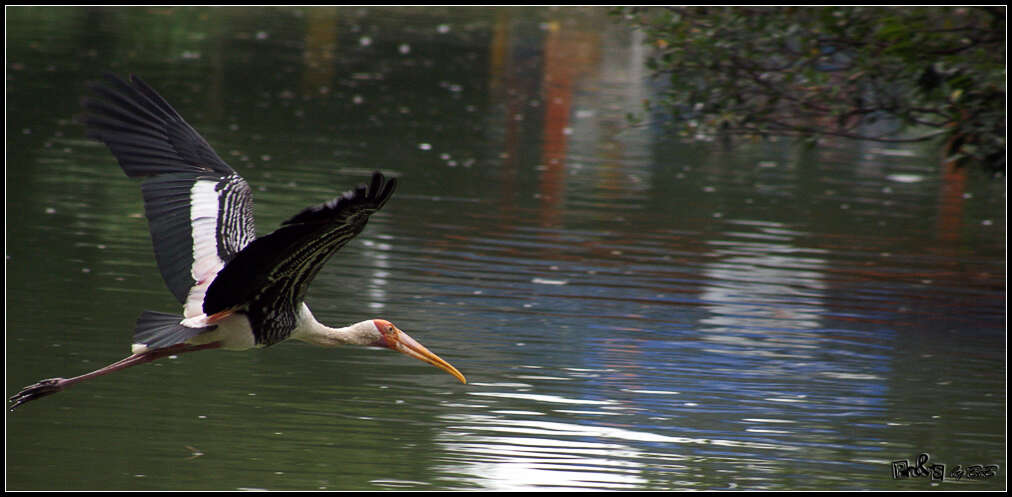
[83,74,256,315]
[202,171,396,316]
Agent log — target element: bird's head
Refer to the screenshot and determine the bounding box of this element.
[365,319,467,384]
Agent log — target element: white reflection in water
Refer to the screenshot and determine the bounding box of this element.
[622,389,680,395]
[435,414,658,490]
[360,238,391,310]
[553,409,623,416]
[700,221,828,335]
[435,407,799,490]
[468,391,616,405]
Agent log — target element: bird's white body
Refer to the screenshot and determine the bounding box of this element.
[180,313,256,352]
[131,312,255,354]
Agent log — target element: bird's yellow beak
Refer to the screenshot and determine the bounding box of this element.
[391,329,467,384]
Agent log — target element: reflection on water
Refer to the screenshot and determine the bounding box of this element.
[701,221,829,332]
[437,382,806,490]
[6,6,1006,491]
[439,415,664,490]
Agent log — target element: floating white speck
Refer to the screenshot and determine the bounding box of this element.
[532,277,568,285]
[437,24,450,34]
[398,43,411,54]
[624,389,681,395]
[418,143,432,151]
[359,36,372,47]
[886,173,925,183]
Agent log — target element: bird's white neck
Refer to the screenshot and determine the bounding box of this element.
[289,303,379,347]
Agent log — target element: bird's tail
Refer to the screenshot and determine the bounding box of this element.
[132,311,212,352]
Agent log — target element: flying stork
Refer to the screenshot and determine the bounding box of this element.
[9,74,466,411]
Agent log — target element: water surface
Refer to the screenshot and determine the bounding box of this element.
[6,6,1006,491]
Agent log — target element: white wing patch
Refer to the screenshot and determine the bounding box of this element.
[185,179,227,318]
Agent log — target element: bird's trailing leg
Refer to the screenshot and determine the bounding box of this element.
[8,341,222,411]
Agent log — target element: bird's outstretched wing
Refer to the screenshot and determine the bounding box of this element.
[83,74,256,316]
[203,171,396,316]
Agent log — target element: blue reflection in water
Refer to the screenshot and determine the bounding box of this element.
[410,213,910,489]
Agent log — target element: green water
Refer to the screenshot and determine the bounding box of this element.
[6,6,1006,491]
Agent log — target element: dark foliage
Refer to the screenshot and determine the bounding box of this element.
[617,6,1005,174]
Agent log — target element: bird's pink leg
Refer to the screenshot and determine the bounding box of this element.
[8,341,222,411]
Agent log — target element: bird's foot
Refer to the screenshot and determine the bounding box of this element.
[9,378,67,412]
